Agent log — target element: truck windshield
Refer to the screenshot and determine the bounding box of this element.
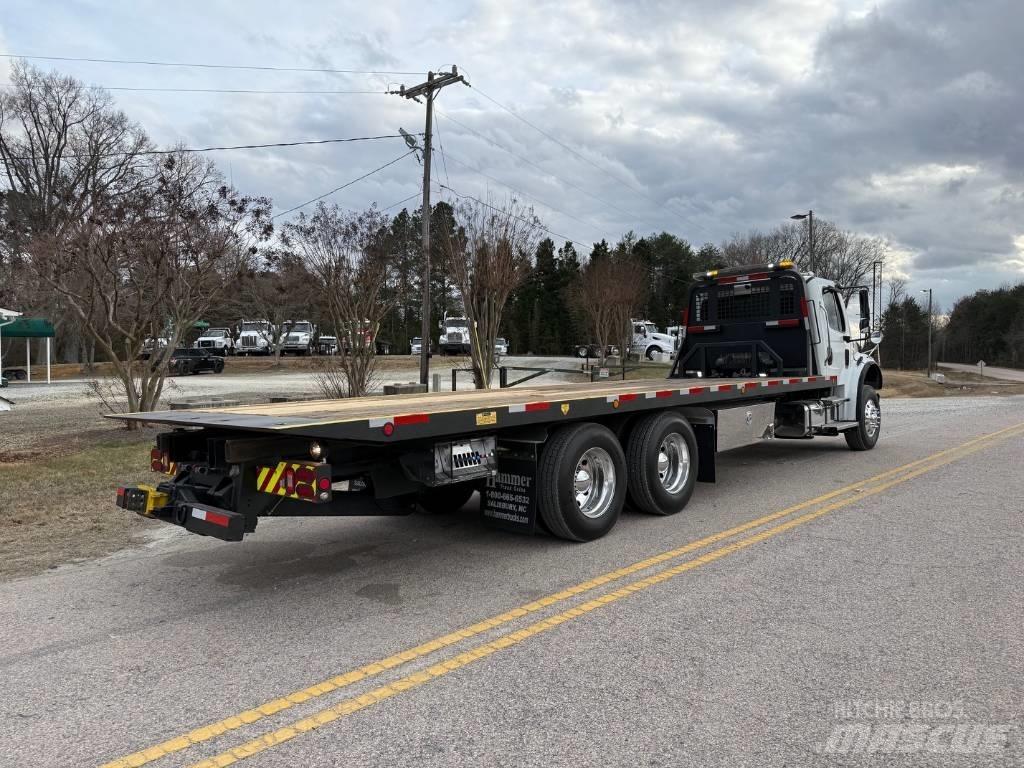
[241,323,267,332]
[289,323,312,333]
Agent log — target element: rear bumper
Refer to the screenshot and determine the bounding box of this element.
[116,484,246,541]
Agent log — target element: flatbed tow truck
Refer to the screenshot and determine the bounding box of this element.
[114,260,883,542]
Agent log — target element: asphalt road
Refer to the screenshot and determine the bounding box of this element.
[2,395,1022,766]
[940,361,1024,382]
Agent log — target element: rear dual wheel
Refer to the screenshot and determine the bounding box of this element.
[625,411,698,516]
[538,423,627,541]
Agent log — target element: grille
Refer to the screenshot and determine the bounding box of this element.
[240,336,258,348]
[447,332,464,343]
[717,284,770,321]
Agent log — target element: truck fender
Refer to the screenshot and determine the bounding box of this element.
[844,360,882,421]
[677,407,716,483]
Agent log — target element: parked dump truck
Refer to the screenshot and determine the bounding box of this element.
[114,260,882,543]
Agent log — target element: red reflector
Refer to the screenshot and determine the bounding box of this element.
[151,460,163,472]
[800,297,809,318]
[746,272,769,281]
[318,477,331,491]
[688,386,704,394]
[382,422,395,436]
[765,379,780,386]
[394,413,429,426]
[681,308,689,326]
[295,483,314,499]
[656,390,672,398]
[117,486,126,498]
[788,378,802,384]
[150,448,162,461]
[524,401,550,412]
[717,275,738,284]
[295,467,316,484]
[618,393,638,402]
[205,511,230,528]
[777,318,801,328]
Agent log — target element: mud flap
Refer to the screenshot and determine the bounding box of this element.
[481,442,537,534]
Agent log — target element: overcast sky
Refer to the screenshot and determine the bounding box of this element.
[2,0,1022,311]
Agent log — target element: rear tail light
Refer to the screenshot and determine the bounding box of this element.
[800,297,809,318]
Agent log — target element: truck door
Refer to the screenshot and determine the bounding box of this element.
[819,287,849,381]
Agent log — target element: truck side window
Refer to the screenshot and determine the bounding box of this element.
[823,290,845,332]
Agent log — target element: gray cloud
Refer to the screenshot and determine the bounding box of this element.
[1,0,1022,310]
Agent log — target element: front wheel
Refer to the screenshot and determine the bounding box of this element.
[645,346,663,360]
[845,384,881,451]
[538,422,627,541]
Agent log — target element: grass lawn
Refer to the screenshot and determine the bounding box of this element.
[0,441,154,581]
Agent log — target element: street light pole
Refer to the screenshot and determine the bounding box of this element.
[920,288,933,378]
[790,210,814,272]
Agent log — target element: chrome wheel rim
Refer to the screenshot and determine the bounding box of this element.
[864,398,880,438]
[574,447,616,519]
[657,433,690,494]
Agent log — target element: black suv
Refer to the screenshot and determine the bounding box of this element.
[168,348,225,375]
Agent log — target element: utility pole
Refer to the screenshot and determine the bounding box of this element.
[391,66,469,386]
[920,288,933,378]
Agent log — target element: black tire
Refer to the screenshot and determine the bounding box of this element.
[214,360,224,374]
[845,384,881,451]
[537,422,627,542]
[626,411,699,515]
[418,483,476,514]
[645,346,663,361]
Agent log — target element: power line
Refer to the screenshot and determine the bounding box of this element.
[472,86,714,238]
[0,82,385,95]
[0,53,424,76]
[436,181,586,245]
[436,180,690,287]
[272,149,418,220]
[383,192,422,211]
[436,109,641,224]
[438,149,611,242]
[1,134,418,162]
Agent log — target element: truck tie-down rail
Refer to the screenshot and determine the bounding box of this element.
[109,375,836,442]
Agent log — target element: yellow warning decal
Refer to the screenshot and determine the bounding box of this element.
[560,403,570,415]
[475,410,498,426]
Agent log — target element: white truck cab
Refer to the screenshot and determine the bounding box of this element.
[194,328,234,356]
[439,315,471,356]
[237,320,275,356]
[281,320,316,356]
[630,319,677,360]
[676,259,883,450]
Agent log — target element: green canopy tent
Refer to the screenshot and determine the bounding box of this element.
[0,315,56,383]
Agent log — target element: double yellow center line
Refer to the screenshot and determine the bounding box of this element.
[101,422,1024,768]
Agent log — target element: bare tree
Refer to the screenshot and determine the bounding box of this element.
[439,197,541,388]
[721,218,885,290]
[284,203,392,398]
[574,253,647,365]
[29,152,271,421]
[0,61,151,362]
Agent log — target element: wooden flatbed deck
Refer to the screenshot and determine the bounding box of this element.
[112,375,833,443]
